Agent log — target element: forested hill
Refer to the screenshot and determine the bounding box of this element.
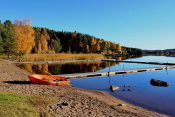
[0,19,143,56]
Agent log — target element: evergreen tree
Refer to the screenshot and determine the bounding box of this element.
[0,20,4,53]
[0,36,4,53]
[32,27,41,53]
[53,38,62,53]
[2,20,16,58]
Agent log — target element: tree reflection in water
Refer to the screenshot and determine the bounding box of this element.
[16,61,120,75]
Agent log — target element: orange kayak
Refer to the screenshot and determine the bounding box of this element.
[28,74,70,85]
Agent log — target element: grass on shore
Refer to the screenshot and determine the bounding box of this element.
[21,53,104,62]
[0,92,55,117]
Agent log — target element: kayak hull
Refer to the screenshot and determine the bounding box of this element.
[28,74,70,85]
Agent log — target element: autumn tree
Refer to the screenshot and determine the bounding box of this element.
[13,19,35,55]
[85,44,90,53]
[90,36,96,52]
[110,42,116,52]
[42,28,50,41]
[116,44,122,52]
[95,40,103,53]
[39,34,48,53]
[37,42,42,54]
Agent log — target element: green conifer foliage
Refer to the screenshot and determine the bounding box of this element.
[3,20,16,58]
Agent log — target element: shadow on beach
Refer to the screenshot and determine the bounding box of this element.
[3,81,31,84]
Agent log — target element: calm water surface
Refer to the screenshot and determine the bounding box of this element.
[69,56,175,116]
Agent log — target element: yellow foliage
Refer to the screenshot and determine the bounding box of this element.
[85,44,90,53]
[41,64,48,74]
[91,66,97,72]
[25,64,33,73]
[37,42,41,54]
[97,40,104,44]
[110,42,116,50]
[116,57,122,61]
[43,28,50,41]
[21,53,104,62]
[13,19,35,55]
[38,64,42,71]
[94,44,100,52]
[91,36,97,52]
[116,44,122,52]
[40,34,48,53]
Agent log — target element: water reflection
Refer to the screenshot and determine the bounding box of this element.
[16,61,118,75]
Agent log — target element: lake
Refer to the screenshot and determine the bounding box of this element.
[70,56,175,116]
[16,55,175,116]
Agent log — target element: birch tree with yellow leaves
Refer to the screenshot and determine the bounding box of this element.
[13,19,35,55]
[39,34,48,53]
[90,36,96,52]
[116,43,122,53]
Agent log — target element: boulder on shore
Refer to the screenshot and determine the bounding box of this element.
[109,85,119,92]
[150,79,169,87]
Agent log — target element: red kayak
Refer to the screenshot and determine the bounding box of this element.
[28,74,70,85]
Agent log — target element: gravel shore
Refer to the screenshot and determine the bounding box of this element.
[0,60,169,117]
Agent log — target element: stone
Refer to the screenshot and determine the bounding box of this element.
[118,104,126,106]
[109,85,119,92]
[150,79,169,87]
[62,102,68,106]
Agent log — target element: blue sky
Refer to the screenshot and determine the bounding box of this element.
[0,0,175,50]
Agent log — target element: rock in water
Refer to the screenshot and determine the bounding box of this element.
[150,79,169,87]
[110,85,119,92]
[127,89,131,91]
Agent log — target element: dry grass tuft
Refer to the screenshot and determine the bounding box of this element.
[21,53,104,62]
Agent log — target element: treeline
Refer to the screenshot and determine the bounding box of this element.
[0,19,143,57]
[122,46,143,55]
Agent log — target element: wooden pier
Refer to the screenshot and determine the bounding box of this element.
[11,59,175,79]
[101,59,175,65]
[58,65,175,79]
[57,59,175,79]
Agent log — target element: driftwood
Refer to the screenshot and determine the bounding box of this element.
[150,79,169,87]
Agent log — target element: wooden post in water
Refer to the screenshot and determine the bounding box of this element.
[108,61,110,86]
[166,61,168,75]
[108,61,110,76]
